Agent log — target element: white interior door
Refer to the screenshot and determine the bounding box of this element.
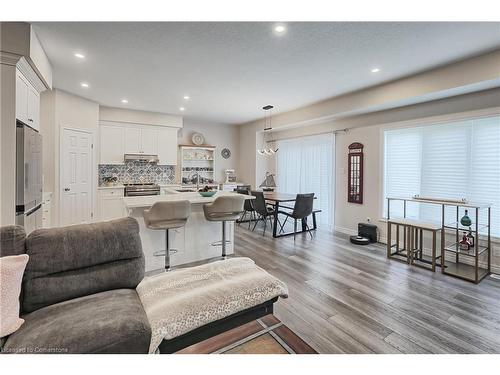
[61,128,93,226]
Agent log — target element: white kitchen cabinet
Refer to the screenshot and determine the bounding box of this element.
[16,70,29,124]
[98,188,126,221]
[100,125,125,164]
[27,86,40,130]
[16,70,40,131]
[99,123,179,164]
[141,127,158,155]
[124,127,142,154]
[124,126,158,155]
[157,127,178,165]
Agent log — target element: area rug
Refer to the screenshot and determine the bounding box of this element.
[176,314,317,354]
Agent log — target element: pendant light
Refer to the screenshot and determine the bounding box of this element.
[257,105,279,156]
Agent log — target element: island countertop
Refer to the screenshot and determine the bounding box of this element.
[123,191,254,209]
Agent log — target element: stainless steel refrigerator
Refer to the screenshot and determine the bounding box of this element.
[16,122,43,234]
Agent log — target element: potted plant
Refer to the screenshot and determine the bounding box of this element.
[102,176,118,187]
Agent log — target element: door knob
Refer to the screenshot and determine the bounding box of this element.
[64,188,70,192]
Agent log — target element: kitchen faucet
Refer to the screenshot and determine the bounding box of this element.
[189,172,200,190]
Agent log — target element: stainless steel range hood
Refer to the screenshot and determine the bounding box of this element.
[124,153,159,163]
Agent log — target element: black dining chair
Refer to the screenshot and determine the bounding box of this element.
[235,187,255,229]
[278,193,315,241]
[250,190,276,236]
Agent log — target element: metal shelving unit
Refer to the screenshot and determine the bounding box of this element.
[387,197,492,284]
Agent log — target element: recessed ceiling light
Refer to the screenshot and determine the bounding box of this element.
[74,53,85,59]
[80,82,89,88]
[121,99,128,104]
[274,24,286,34]
[183,95,190,100]
[371,68,381,73]
[179,107,185,111]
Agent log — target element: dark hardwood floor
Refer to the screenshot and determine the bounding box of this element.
[233,223,500,354]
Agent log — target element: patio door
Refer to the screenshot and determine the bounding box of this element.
[276,133,335,230]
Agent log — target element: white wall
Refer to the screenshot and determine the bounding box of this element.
[179,121,240,184]
[40,89,56,194]
[0,63,17,225]
[40,89,99,226]
[29,27,52,89]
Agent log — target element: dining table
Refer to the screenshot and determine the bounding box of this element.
[263,192,319,238]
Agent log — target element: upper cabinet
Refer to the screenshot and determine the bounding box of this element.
[99,123,178,165]
[124,126,158,155]
[138,127,158,155]
[28,86,40,128]
[16,71,29,123]
[16,70,40,131]
[157,127,178,165]
[124,127,142,154]
[100,125,125,164]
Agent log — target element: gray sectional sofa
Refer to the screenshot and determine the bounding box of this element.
[0,218,151,353]
[1,217,280,354]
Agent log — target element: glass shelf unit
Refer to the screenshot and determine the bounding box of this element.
[386,197,492,284]
[443,222,489,232]
[443,242,489,257]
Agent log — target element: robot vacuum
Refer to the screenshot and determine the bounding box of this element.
[350,222,377,245]
[350,235,370,245]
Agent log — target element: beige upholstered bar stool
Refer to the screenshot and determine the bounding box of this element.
[143,200,191,271]
[203,195,245,259]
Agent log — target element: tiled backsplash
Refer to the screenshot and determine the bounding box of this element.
[98,162,176,186]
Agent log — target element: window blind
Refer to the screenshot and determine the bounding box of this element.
[276,133,335,230]
[384,115,500,237]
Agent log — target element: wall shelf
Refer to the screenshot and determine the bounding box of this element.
[180,145,217,187]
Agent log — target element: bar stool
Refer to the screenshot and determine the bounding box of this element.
[203,195,245,259]
[143,200,191,271]
[386,218,441,272]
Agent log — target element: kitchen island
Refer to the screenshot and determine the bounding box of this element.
[123,191,253,272]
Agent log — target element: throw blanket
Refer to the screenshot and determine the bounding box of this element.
[137,257,288,353]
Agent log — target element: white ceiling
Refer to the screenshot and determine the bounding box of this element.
[32,22,500,125]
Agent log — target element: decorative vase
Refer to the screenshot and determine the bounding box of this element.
[460,209,472,227]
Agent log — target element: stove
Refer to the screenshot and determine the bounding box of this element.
[124,183,160,197]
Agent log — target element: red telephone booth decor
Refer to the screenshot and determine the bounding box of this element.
[348,142,364,204]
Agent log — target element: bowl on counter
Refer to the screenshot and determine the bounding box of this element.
[198,191,217,197]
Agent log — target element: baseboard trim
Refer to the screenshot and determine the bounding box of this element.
[334,226,357,237]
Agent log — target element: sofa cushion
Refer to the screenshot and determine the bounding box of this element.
[0,226,26,257]
[3,289,151,354]
[0,254,29,338]
[22,217,144,313]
